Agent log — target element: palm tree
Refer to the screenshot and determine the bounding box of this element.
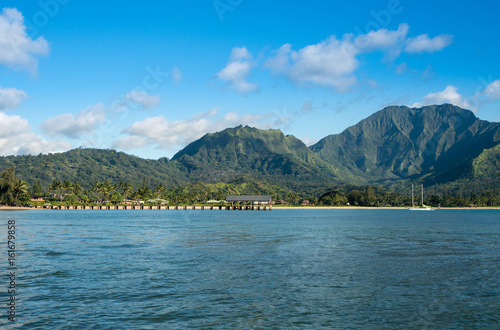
[155,184,166,198]
[102,180,112,200]
[111,183,119,195]
[206,185,215,200]
[287,192,299,205]
[62,180,72,197]
[142,186,152,199]
[14,180,28,200]
[72,181,82,195]
[120,182,133,202]
[91,181,103,202]
[51,181,62,200]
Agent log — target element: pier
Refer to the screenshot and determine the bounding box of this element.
[32,195,273,211]
[34,205,271,211]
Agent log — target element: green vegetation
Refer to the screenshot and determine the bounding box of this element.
[0,148,187,192]
[317,186,499,207]
[318,186,404,207]
[2,171,497,208]
[311,104,500,191]
[0,167,29,205]
[0,105,499,207]
[172,125,338,187]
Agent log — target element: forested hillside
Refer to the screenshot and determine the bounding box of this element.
[1,104,499,200]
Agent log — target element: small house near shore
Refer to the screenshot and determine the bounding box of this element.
[30,194,45,202]
[206,200,225,204]
[226,195,272,206]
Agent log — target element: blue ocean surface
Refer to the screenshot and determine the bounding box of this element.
[0,209,499,329]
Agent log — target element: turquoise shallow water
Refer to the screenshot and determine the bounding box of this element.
[0,209,499,329]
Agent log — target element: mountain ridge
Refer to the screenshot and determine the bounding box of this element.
[311,104,500,187]
[1,104,498,195]
[171,125,340,187]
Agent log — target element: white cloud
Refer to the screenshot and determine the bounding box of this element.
[300,136,319,146]
[0,8,50,73]
[482,80,500,100]
[40,104,107,139]
[265,24,452,91]
[0,86,28,110]
[405,34,453,53]
[354,23,409,58]
[172,67,182,84]
[112,90,160,111]
[16,137,71,156]
[265,44,292,75]
[266,35,360,90]
[0,111,30,139]
[265,34,361,90]
[217,47,258,94]
[110,135,149,150]
[0,112,71,156]
[411,85,471,109]
[124,90,160,109]
[112,108,277,152]
[288,35,359,90]
[230,47,252,61]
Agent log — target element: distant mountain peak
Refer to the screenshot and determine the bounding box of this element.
[1,104,498,195]
[311,104,499,183]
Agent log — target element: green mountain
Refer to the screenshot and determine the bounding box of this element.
[172,125,339,189]
[0,148,187,190]
[311,104,500,190]
[0,104,498,195]
[466,143,500,191]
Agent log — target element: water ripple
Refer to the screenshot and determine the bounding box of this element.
[0,209,498,328]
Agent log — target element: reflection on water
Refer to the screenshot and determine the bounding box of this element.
[0,209,499,329]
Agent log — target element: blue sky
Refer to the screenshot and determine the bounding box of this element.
[1,0,499,159]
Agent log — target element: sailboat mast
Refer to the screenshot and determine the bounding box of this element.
[421,184,424,206]
[412,184,414,206]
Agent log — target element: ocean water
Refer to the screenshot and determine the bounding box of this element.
[1,209,499,329]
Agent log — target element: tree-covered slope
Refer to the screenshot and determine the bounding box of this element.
[171,125,341,187]
[0,104,498,195]
[0,148,187,190]
[310,104,500,187]
[468,143,500,190]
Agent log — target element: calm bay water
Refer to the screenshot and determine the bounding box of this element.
[1,209,499,329]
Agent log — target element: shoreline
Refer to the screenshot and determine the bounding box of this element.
[275,206,500,210]
[1,205,499,211]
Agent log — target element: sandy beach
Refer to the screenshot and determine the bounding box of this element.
[0,206,34,211]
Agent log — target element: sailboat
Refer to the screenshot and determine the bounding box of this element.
[409,184,433,211]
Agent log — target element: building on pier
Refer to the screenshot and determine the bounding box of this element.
[225,195,272,206]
